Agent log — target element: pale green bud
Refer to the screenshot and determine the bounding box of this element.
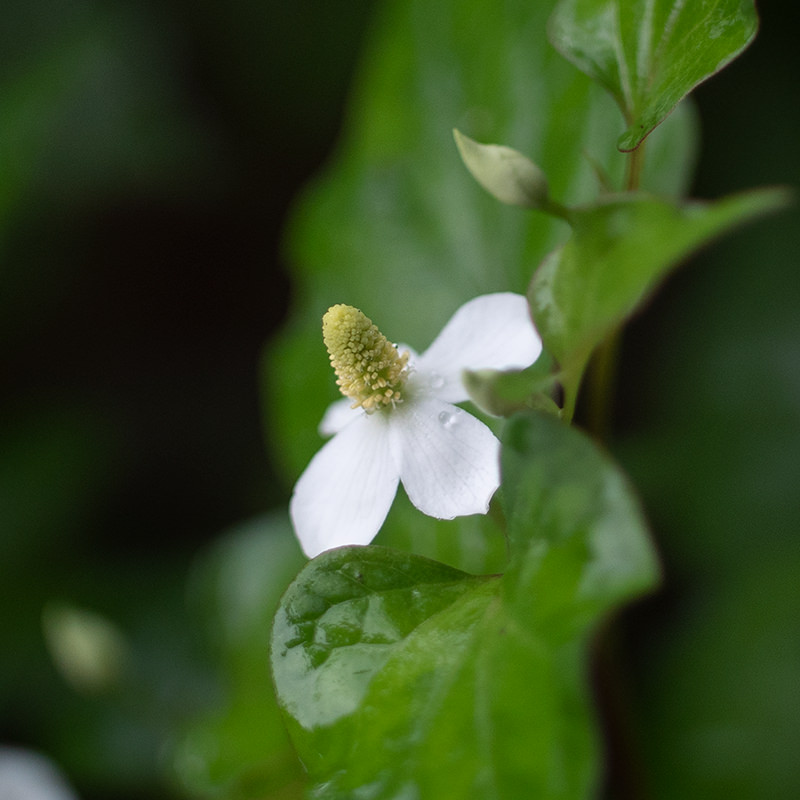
[454,129,550,209]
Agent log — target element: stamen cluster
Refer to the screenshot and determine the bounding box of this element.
[322,304,409,412]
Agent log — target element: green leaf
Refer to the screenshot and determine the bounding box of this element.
[271,549,494,783]
[462,352,560,417]
[527,188,789,415]
[548,0,759,151]
[501,413,659,635]
[271,414,659,798]
[372,490,510,576]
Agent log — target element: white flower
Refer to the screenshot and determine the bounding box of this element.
[289,293,542,557]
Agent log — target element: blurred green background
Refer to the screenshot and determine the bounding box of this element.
[0,1,797,799]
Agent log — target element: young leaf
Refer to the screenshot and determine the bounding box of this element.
[272,415,659,799]
[527,188,789,416]
[462,352,560,417]
[549,0,759,151]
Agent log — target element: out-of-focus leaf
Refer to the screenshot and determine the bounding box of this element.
[501,413,659,628]
[527,188,788,416]
[548,0,759,151]
[171,514,306,800]
[265,0,697,489]
[272,414,659,798]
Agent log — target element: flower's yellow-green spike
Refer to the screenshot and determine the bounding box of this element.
[322,304,409,412]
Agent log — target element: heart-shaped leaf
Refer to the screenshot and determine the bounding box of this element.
[272,414,659,798]
[548,0,759,151]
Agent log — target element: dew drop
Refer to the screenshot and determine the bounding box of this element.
[429,372,445,390]
[438,410,457,429]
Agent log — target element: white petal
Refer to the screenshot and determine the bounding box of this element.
[391,398,500,519]
[290,415,399,557]
[319,397,362,436]
[416,293,543,402]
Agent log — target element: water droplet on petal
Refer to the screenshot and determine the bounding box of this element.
[438,410,457,430]
[429,372,445,391]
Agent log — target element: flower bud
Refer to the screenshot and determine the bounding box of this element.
[454,129,550,209]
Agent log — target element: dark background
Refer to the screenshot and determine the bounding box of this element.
[0,1,797,798]
[0,1,377,796]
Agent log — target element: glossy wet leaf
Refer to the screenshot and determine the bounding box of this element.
[527,188,788,413]
[549,0,759,150]
[272,414,659,798]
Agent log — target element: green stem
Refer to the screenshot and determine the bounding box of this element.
[594,621,654,800]
[593,141,650,800]
[541,197,573,222]
[584,141,646,441]
[625,140,646,194]
[584,333,620,441]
